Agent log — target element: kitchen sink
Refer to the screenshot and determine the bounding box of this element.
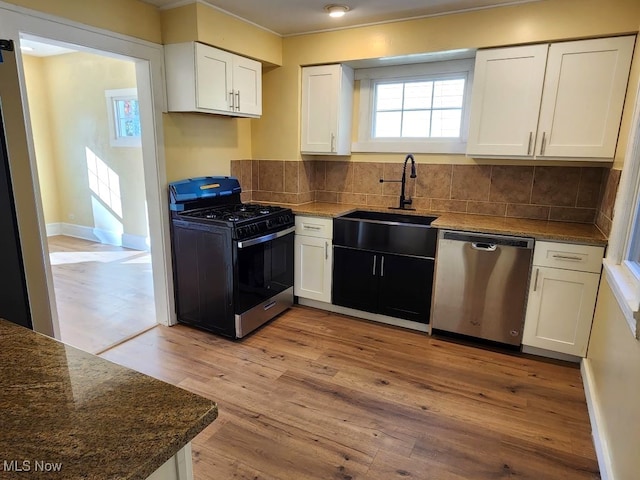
[332,209,439,323]
[339,209,438,226]
[334,210,438,258]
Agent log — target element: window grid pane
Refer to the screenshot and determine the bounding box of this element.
[113,98,141,138]
[375,111,402,137]
[373,77,465,139]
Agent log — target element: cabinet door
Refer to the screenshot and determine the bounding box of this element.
[332,246,379,314]
[195,43,233,112]
[378,254,434,323]
[294,235,332,303]
[522,266,600,357]
[537,36,635,159]
[233,55,262,117]
[301,65,353,155]
[466,44,548,157]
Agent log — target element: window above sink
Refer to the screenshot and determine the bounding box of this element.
[353,58,475,155]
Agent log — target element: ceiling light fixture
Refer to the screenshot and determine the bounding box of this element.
[325,4,350,18]
[20,45,34,52]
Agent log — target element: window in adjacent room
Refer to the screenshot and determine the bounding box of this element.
[354,58,474,154]
[105,88,141,147]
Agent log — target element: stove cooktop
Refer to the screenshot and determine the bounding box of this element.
[180,203,285,222]
[177,203,294,240]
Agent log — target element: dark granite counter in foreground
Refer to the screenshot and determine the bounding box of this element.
[0,319,218,480]
[286,202,606,245]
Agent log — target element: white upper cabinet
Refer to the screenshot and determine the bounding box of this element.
[194,43,233,112]
[232,55,262,117]
[537,37,634,158]
[467,36,635,160]
[466,44,548,157]
[301,64,354,155]
[165,42,262,118]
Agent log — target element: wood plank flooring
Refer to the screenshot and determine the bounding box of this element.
[101,306,599,480]
[48,235,156,353]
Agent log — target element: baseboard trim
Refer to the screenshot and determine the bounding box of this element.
[122,233,150,251]
[581,359,615,480]
[47,223,149,251]
[46,223,63,237]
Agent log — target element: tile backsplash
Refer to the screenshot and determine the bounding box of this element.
[231,159,615,229]
[596,168,621,237]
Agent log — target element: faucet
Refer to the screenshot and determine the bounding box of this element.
[379,154,417,210]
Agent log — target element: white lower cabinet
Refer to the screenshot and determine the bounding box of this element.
[294,216,332,303]
[522,241,604,357]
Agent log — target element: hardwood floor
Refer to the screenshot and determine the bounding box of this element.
[101,306,599,480]
[48,235,156,354]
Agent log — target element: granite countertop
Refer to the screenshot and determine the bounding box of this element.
[0,319,218,480]
[288,202,607,245]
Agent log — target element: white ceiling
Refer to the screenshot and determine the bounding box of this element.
[143,0,539,36]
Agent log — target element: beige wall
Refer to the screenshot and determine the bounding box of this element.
[253,0,640,162]
[587,276,640,479]
[22,55,61,224]
[22,52,148,239]
[3,0,162,43]
[161,3,282,66]
[163,113,252,182]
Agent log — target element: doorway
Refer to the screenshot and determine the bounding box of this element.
[0,3,173,341]
[21,39,156,353]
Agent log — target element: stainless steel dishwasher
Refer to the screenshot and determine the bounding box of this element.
[431,230,534,346]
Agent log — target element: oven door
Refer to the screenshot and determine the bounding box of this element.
[234,226,295,316]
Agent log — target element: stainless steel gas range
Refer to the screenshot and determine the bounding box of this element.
[168,176,294,338]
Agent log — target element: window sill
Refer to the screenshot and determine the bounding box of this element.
[602,258,640,340]
[351,140,466,155]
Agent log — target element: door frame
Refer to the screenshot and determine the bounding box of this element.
[0,1,176,337]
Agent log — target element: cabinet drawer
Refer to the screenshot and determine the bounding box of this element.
[532,241,604,273]
[295,216,333,238]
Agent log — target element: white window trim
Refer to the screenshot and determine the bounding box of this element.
[105,88,141,147]
[353,59,474,154]
[603,75,640,340]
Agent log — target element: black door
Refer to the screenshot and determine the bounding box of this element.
[332,246,379,314]
[378,254,434,323]
[0,104,31,329]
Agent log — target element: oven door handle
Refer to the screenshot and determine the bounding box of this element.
[236,226,295,249]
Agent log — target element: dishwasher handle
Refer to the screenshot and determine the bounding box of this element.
[471,242,497,252]
[441,230,534,249]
